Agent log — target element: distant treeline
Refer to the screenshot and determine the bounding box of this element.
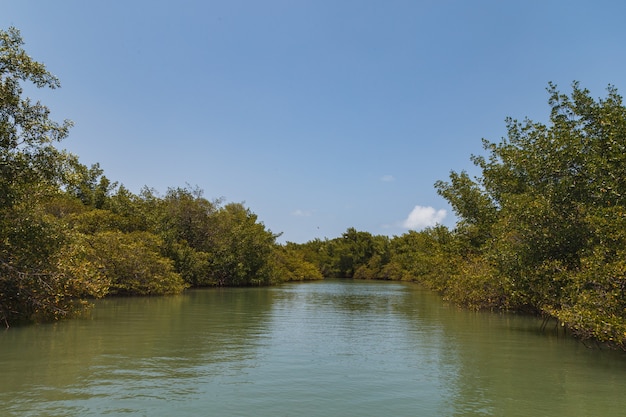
[3,27,626,350]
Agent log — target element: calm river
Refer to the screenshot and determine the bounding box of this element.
[1,280,625,416]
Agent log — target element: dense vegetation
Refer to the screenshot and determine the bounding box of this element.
[3,27,626,350]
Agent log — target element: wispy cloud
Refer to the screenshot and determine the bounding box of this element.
[380,174,395,182]
[402,205,446,229]
[292,209,313,217]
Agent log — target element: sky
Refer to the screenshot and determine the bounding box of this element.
[3,1,626,243]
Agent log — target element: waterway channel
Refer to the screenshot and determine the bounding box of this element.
[1,280,625,416]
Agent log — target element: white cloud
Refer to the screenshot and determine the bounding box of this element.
[292,209,313,217]
[380,174,395,182]
[402,205,447,229]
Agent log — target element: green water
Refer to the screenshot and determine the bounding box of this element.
[1,280,625,416]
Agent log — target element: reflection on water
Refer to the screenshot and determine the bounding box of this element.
[1,280,625,416]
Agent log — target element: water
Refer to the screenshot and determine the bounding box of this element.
[1,280,625,416]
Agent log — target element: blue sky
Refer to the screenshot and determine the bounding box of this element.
[4,1,626,243]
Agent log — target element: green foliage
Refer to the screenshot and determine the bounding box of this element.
[106,186,155,232]
[0,203,109,325]
[156,186,217,249]
[139,188,280,287]
[388,229,447,283]
[67,208,128,234]
[551,206,626,345]
[308,228,390,278]
[432,82,626,347]
[0,27,109,326]
[84,231,187,296]
[435,171,496,250]
[286,238,335,277]
[270,245,323,282]
[204,203,278,286]
[64,162,116,209]
[0,27,73,209]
